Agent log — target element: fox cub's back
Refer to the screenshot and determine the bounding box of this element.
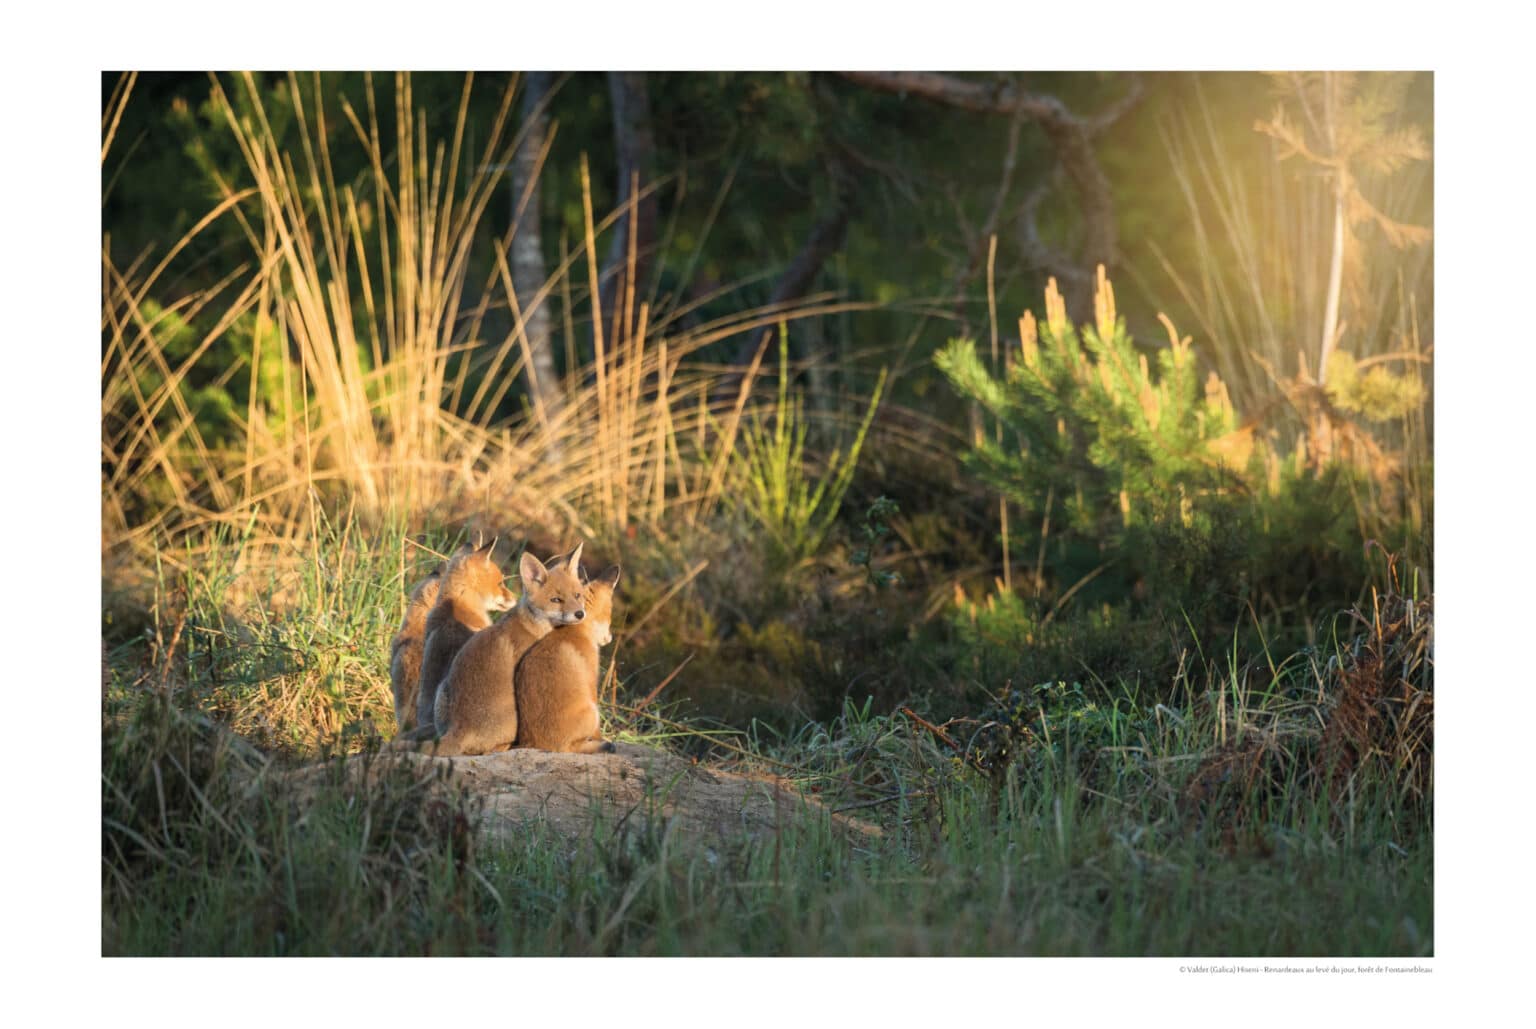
[412,541,516,735]
[389,566,443,732]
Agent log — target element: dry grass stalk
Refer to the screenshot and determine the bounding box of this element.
[1315,569,1433,808]
[102,73,890,581]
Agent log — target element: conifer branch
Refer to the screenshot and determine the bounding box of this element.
[838,71,1140,322]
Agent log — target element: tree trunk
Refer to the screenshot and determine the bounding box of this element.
[1312,72,1345,468]
[1317,72,1345,387]
[512,71,559,423]
[600,71,659,355]
[1318,184,1346,382]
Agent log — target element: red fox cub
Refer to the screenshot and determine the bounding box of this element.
[388,542,475,733]
[429,545,588,756]
[405,540,516,740]
[389,565,442,733]
[514,563,621,755]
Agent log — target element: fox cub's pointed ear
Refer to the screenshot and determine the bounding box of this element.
[519,549,548,586]
[597,564,621,588]
[475,536,498,560]
[566,541,584,572]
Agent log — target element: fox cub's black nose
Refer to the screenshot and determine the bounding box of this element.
[574,609,585,620]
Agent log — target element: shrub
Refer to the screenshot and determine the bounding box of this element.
[935,270,1250,544]
[936,269,1388,637]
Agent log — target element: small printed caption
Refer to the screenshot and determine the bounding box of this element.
[1178,963,1431,975]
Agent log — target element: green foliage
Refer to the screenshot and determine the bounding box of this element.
[936,276,1397,637]
[851,495,901,589]
[1325,350,1426,422]
[108,298,307,457]
[733,331,887,568]
[101,508,1432,956]
[734,618,822,672]
[948,680,1144,794]
[949,582,1037,653]
[134,514,454,753]
[943,580,1173,698]
[935,286,1247,542]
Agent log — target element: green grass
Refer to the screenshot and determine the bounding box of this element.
[103,696,1430,956]
[102,519,1431,956]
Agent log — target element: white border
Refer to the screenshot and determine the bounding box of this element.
[4,0,1525,1017]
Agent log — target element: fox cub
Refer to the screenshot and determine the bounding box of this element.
[405,540,516,740]
[515,563,621,755]
[389,542,476,733]
[429,545,588,756]
[388,564,442,733]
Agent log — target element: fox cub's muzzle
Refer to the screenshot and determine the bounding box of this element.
[545,605,585,626]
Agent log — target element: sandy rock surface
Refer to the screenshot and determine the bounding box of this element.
[304,742,880,846]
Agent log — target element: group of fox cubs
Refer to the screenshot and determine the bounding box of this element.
[387,539,620,757]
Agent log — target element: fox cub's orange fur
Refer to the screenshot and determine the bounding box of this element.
[429,545,588,756]
[388,542,476,732]
[405,540,515,740]
[389,565,442,733]
[515,563,621,755]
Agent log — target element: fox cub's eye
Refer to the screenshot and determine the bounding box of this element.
[553,596,563,604]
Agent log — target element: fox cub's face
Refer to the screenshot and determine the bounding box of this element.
[443,541,516,612]
[579,565,621,646]
[519,544,588,627]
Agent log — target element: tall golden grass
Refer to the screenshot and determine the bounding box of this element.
[101,72,884,577]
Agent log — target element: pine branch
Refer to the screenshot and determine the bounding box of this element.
[838,72,1139,318]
